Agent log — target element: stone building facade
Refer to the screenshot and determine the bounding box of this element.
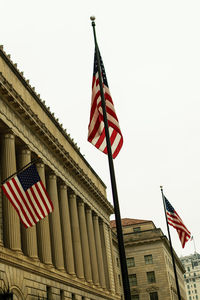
[111,218,187,300]
[0,46,121,300]
[180,253,200,300]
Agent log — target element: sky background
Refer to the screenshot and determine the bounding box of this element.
[0,0,199,257]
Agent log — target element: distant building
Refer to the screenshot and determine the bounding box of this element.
[180,253,200,300]
[111,218,187,300]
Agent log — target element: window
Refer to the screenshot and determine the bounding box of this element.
[188,291,191,295]
[118,274,121,286]
[133,227,141,232]
[149,292,158,300]
[60,290,64,300]
[187,285,190,289]
[189,297,192,300]
[196,296,198,300]
[194,284,196,288]
[186,279,189,283]
[129,274,137,286]
[127,257,135,267]
[131,295,139,300]
[147,271,156,283]
[116,257,119,267]
[71,294,75,300]
[144,255,153,265]
[195,290,197,294]
[188,267,191,272]
[47,287,52,300]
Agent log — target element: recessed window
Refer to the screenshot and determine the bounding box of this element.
[127,257,135,267]
[131,295,139,300]
[129,274,137,286]
[147,271,156,283]
[149,292,158,300]
[133,227,141,232]
[144,255,153,265]
[116,257,120,267]
[118,274,121,286]
[71,294,75,300]
[47,287,52,300]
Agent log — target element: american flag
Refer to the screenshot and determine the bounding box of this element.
[164,197,191,248]
[1,164,53,228]
[88,50,123,159]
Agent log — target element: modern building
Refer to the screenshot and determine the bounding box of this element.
[180,253,200,300]
[0,45,121,300]
[111,218,187,300]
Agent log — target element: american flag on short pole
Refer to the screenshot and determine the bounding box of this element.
[88,50,123,159]
[1,164,53,228]
[164,196,191,248]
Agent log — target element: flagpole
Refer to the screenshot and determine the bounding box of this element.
[160,186,182,300]
[90,17,131,300]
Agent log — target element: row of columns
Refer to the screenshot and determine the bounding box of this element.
[0,132,111,290]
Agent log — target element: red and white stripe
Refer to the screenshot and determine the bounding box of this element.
[88,73,123,159]
[2,176,53,228]
[167,210,191,248]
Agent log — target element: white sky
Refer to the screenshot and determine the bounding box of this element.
[1,0,200,257]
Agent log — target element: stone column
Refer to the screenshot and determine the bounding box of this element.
[99,220,110,290]
[18,148,38,259]
[59,184,75,275]
[85,207,99,286]
[36,162,52,265]
[77,200,92,283]
[1,132,21,251]
[68,192,84,279]
[93,214,106,289]
[47,173,64,271]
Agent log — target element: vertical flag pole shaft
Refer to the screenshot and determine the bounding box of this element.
[160,187,182,300]
[91,20,131,300]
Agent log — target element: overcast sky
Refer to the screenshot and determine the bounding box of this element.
[1,0,200,257]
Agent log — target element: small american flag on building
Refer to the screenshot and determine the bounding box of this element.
[88,50,123,159]
[164,197,191,248]
[1,164,53,228]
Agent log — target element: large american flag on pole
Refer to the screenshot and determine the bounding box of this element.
[164,197,191,248]
[1,164,53,228]
[88,50,123,159]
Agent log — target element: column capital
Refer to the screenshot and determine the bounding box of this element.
[48,172,56,180]
[77,200,84,207]
[59,183,67,190]
[20,147,31,155]
[93,214,99,221]
[3,131,15,139]
[36,162,45,168]
[85,206,92,214]
[68,190,76,200]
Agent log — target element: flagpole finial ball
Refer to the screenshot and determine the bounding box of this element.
[90,16,96,21]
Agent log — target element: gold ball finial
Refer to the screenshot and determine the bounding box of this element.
[90,16,96,21]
